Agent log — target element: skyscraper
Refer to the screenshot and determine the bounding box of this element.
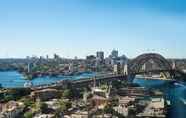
[96,51,104,61]
[111,50,118,58]
[96,51,104,66]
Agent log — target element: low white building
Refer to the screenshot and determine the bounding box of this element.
[137,97,166,117]
[114,106,128,117]
[113,96,135,117]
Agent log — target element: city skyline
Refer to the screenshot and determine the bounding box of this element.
[0,0,186,58]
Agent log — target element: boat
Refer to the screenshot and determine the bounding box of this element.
[24,81,33,88]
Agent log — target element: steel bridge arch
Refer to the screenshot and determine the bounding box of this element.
[128,53,172,74]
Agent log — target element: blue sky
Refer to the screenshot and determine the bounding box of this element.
[0,0,186,58]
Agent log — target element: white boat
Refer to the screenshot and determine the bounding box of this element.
[24,81,33,88]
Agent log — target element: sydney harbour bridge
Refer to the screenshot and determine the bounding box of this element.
[32,53,186,89]
[128,53,184,80]
[71,53,186,87]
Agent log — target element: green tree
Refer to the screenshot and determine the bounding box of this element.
[100,84,108,91]
[112,80,127,89]
[56,99,72,113]
[3,94,14,102]
[104,104,113,114]
[34,99,48,114]
[54,109,63,118]
[40,102,48,113]
[128,108,136,118]
[63,89,73,99]
[24,112,33,118]
[21,98,34,108]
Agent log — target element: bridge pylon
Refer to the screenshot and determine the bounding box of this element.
[123,61,128,76]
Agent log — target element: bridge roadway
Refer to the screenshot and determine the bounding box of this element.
[72,69,186,84]
[31,73,127,90]
[71,73,127,86]
[31,69,186,90]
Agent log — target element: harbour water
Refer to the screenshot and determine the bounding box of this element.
[0,71,95,88]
